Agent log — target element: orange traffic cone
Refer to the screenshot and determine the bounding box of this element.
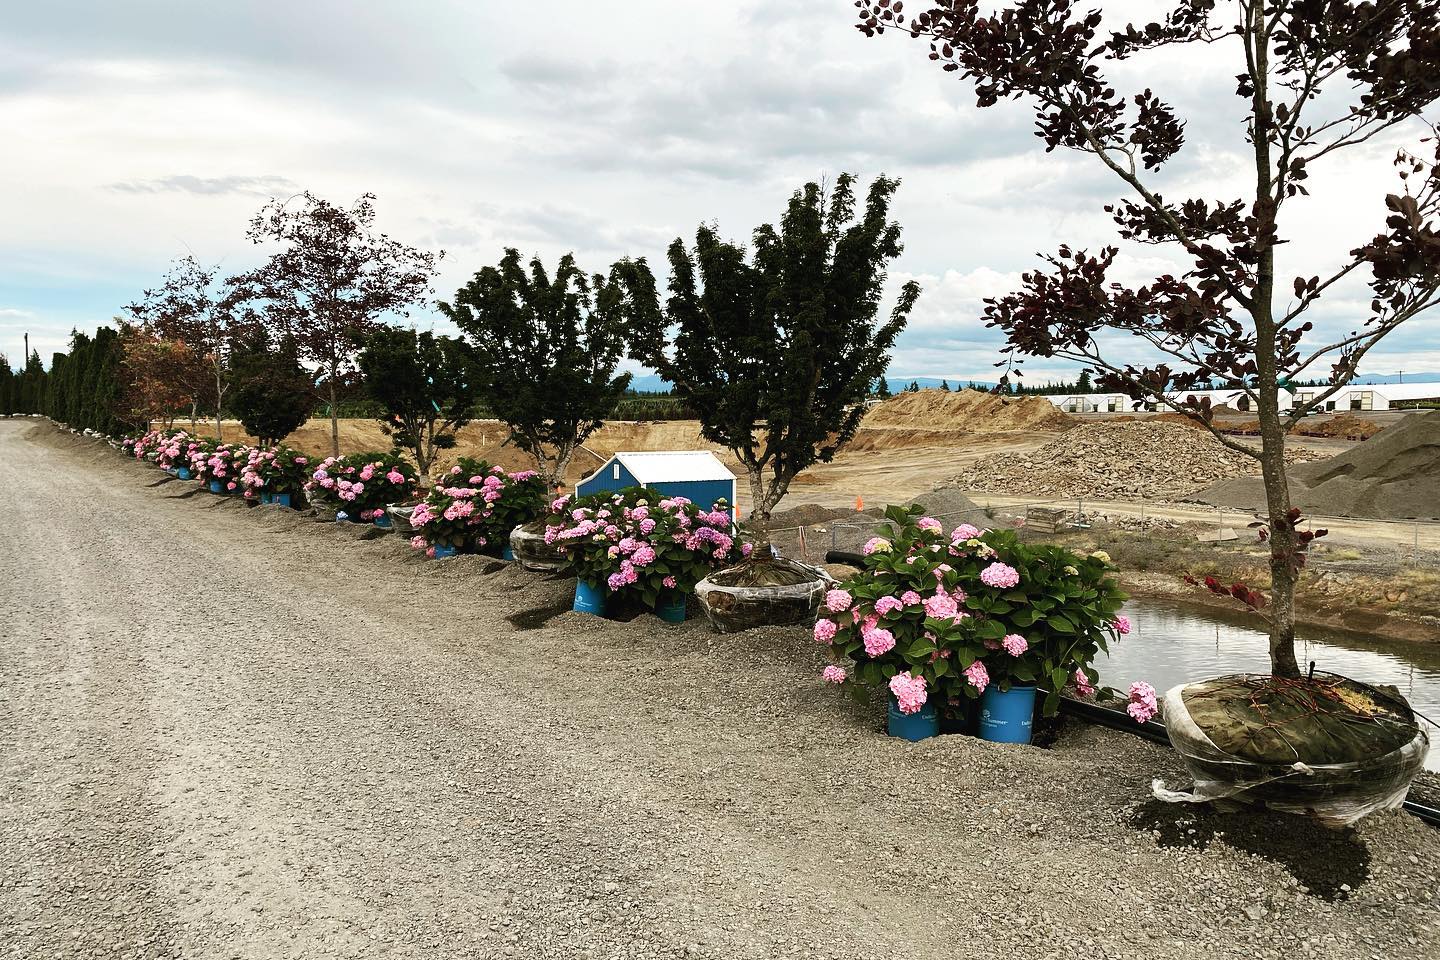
[855,495,864,511]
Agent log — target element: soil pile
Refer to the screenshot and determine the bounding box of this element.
[864,388,1074,432]
[1202,410,1440,519]
[1227,413,1382,441]
[905,487,983,522]
[948,421,1323,500]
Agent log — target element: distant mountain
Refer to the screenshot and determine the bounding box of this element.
[625,374,999,393]
[1345,372,1440,385]
[624,371,1440,394]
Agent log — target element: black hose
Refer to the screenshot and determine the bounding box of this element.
[824,550,866,567]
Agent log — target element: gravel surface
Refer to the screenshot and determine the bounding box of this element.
[3,420,1439,960]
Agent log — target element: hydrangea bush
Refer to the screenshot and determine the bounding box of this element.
[408,459,547,556]
[544,486,748,609]
[193,442,256,493]
[305,452,419,520]
[152,431,204,471]
[818,505,1129,719]
[240,446,311,499]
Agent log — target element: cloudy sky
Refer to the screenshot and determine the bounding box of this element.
[3,0,1437,382]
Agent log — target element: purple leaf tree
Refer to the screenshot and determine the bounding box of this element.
[857,0,1440,677]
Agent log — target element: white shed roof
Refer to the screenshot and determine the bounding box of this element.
[609,450,735,484]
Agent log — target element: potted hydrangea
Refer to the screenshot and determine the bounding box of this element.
[186,438,239,493]
[817,505,1131,743]
[240,446,311,507]
[154,431,201,479]
[544,487,748,622]
[305,452,419,524]
[405,459,548,559]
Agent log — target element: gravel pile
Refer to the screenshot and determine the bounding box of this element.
[1203,410,1440,519]
[949,421,1323,501]
[3,420,1438,960]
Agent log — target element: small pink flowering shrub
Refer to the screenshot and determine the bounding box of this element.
[544,486,746,610]
[305,451,418,520]
[188,438,251,489]
[408,458,547,556]
[152,430,203,470]
[240,446,311,499]
[127,428,187,462]
[818,505,1129,718]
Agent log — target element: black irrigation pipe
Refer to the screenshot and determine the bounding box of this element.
[1059,696,1440,829]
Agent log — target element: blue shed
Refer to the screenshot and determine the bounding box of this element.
[576,451,737,515]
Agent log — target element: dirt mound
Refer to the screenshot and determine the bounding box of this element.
[1225,414,1381,441]
[767,503,872,528]
[1202,410,1440,519]
[865,389,1073,432]
[1297,414,1384,441]
[843,427,980,452]
[948,421,1324,501]
[904,487,983,523]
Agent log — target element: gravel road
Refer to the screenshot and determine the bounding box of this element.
[3,420,1438,960]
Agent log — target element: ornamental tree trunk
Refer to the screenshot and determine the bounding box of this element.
[327,364,340,459]
[213,364,224,442]
[1246,9,1301,680]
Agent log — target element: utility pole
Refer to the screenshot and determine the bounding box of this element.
[23,331,28,362]
[1398,369,1403,383]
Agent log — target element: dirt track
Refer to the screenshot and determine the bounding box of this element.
[3,421,1438,960]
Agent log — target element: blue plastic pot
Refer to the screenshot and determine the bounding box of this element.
[887,696,939,742]
[573,580,607,616]
[978,685,1037,744]
[432,543,458,559]
[208,479,225,494]
[176,467,192,480]
[655,592,686,624]
[261,492,293,507]
[373,512,392,528]
[501,545,515,561]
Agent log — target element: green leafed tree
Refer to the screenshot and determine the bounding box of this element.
[875,374,892,398]
[629,173,919,523]
[441,250,648,487]
[357,326,483,475]
[228,327,315,447]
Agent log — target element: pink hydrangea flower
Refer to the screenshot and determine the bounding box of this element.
[813,619,837,644]
[888,673,928,714]
[385,470,405,484]
[1074,669,1095,698]
[824,589,853,613]
[862,627,896,657]
[901,590,922,606]
[822,665,847,684]
[1127,681,1159,723]
[979,562,1020,589]
[874,596,905,616]
[951,523,981,542]
[923,590,958,620]
[917,516,943,533]
[1001,633,1028,657]
[662,576,677,589]
[1113,615,1133,635]
[964,660,990,693]
[862,537,892,555]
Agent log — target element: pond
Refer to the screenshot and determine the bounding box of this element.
[1096,598,1440,771]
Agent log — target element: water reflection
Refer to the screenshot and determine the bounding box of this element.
[1096,599,1440,770]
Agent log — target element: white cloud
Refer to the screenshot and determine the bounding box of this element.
[0,0,1436,384]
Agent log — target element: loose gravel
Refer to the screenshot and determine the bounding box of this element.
[3,420,1438,960]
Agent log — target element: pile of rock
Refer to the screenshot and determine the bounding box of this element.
[949,421,1322,501]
